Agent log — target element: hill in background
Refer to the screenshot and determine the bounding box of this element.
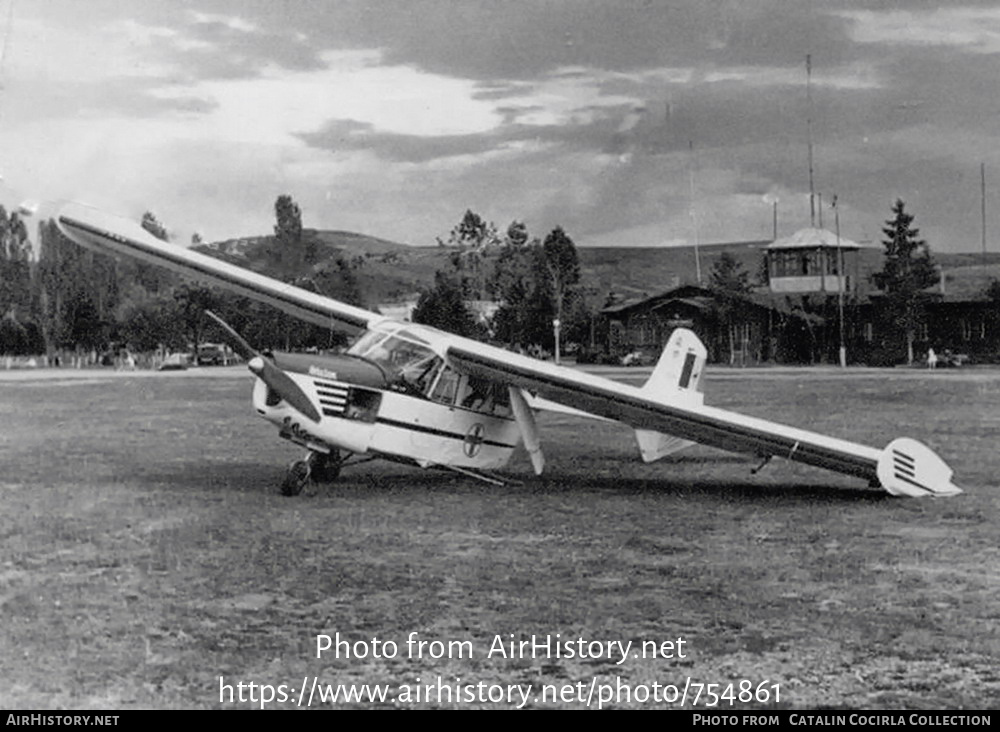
[201,229,1000,307]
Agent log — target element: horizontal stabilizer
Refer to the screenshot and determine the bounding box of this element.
[635,429,694,463]
[876,437,962,497]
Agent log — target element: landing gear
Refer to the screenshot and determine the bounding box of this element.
[279,450,343,495]
[311,450,343,483]
[280,455,313,496]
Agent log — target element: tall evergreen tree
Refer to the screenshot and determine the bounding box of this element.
[273,194,304,267]
[411,270,483,339]
[489,221,538,346]
[541,226,580,360]
[708,251,753,364]
[872,199,938,365]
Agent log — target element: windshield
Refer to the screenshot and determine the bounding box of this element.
[349,331,443,396]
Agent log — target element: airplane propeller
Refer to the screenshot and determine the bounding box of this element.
[204,310,321,423]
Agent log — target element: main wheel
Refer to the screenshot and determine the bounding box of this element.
[311,450,342,483]
[280,459,311,496]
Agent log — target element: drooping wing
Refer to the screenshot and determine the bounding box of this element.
[446,339,962,497]
[56,202,383,333]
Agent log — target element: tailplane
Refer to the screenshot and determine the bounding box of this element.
[876,437,962,497]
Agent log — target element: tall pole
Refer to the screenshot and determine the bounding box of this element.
[807,54,816,228]
[982,162,987,266]
[689,140,702,285]
[773,200,778,240]
[833,195,846,368]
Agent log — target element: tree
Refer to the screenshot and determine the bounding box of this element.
[173,283,218,358]
[141,212,168,241]
[708,252,754,364]
[273,194,304,267]
[709,251,752,294]
[438,209,500,299]
[135,211,174,292]
[541,226,580,362]
[489,221,541,346]
[872,199,938,365]
[34,218,120,354]
[0,208,32,326]
[411,271,484,339]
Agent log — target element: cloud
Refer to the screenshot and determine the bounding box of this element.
[5,0,1000,255]
[840,6,1000,53]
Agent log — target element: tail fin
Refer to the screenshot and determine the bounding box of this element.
[642,328,707,406]
[634,328,708,462]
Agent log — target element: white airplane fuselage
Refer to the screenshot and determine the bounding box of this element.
[249,326,523,471]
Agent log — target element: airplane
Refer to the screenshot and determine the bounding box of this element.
[55,201,962,499]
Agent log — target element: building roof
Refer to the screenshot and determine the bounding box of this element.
[765,227,876,251]
[600,285,823,322]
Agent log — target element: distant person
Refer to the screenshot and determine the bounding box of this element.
[927,348,938,369]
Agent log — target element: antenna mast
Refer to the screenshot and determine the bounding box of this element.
[688,140,702,285]
[807,54,816,228]
[983,162,988,266]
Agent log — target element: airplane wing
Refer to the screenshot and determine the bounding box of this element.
[56,202,383,334]
[446,337,962,498]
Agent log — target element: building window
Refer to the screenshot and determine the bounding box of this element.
[863,322,873,343]
[961,318,972,341]
[916,321,928,341]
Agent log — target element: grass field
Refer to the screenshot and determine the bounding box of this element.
[1,366,998,709]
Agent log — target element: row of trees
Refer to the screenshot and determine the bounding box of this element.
[0,196,366,359]
[0,193,953,367]
[411,210,594,356]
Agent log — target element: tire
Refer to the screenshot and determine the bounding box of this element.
[311,451,342,483]
[280,459,311,496]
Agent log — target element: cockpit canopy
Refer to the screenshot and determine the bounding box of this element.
[349,328,444,396]
[347,326,511,418]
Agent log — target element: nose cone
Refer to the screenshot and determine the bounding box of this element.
[248,356,265,374]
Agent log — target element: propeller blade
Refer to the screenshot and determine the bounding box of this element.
[204,310,256,361]
[205,310,321,423]
[509,386,545,475]
[249,357,322,423]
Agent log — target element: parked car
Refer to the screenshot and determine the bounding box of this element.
[620,350,649,367]
[196,343,234,366]
[939,350,969,368]
[158,352,192,370]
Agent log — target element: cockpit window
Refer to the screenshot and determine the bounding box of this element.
[349,331,443,396]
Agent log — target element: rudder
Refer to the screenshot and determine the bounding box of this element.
[642,328,707,405]
[634,328,708,462]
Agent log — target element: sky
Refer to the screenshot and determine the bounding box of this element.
[1,0,1000,252]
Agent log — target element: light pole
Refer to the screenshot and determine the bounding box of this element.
[553,318,561,365]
